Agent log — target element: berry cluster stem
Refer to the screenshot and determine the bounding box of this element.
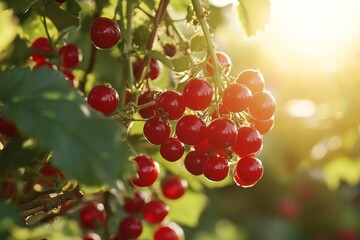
[124,1,136,93]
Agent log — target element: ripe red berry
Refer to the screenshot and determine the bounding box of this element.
[222,83,252,112]
[249,91,276,120]
[58,44,82,69]
[204,51,232,77]
[154,222,183,240]
[234,156,263,185]
[232,126,263,158]
[62,70,77,89]
[87,84,119,116]
[203,154,229,181]
[90,17,121,49]
[133,58,162,81]
[236,69,265,94]
[40,162,65,180]
[0,113,19,137]
[118,216,142,239]
[249,116,274,135]
[131,155,159,187]
[137,90,157,119]
[160,137,185,162]
[211,103,229,119]
[122,191,146,213]
[161,176,188,200]
[184,150,208,175]
[182,78,213,111]
[29,54,46,64]
[233,170,257,188]
[176,115,207,145]
[82,233,101,240]
[30,37,52,54]
[206,118,237,149]
[79,203,106,229]
[143,116,171,145]
[143,199,169,224]
[156,91,185,120]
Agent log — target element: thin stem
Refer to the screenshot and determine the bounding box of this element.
[125,1,136,93]
[42,14,54,49]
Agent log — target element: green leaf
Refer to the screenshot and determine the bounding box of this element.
[0,202,21,239]
[2,0,42,14]
[237,0,270,36]
[171,56,192,72]
[64,0,82,18]
[147,50,174,70]
[43,1,80,33]
[0,67,131,186]
[190,33,206,52]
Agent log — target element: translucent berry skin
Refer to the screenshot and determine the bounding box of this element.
[143,199,169,224]
[222,83,252,112]
[160,137,185,162]
[206,118,238,149]
[161,176,188,200]
[30,37,52,54]
[184,150,208,175]
[58,44,82,69]
[249,116,274,135]
[118,216,142,239]
[143,116,171,145]
[176,115,207,145]
[87,85,119,116]
[122,191,145,213]
[79,203,106,229]
[249,91,276,120]
[232,126,263,158]
[154,223,182,240]
[0,113,19,137]
[234,156,263,184]
[182,78,213,111]
[204,51,232,76]
[133,58,161,81]
[131,155,159,187]
[156,91,185,120]
[236,69,265,94]
[233,170,257,188]
[203,154,229,181]
[82,233,101,240]
[90,17,121,49]
[137,90,157,119]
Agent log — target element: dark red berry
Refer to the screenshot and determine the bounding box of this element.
[234,156,263,184]
[222,83,252,112]
[182,78,213,111]
[204,51,232,76]
[236,69,265,94]
[40,162,65,180]
[143,199,169,224]
[82,233,101,240]
[206,118,237,149]
[87,84,119,116]
[184,150,208,175]
[161,176,188,200]
[122,191,146,213]
[232,126,263,158]
[1,181,17,200]
[0,113,19,137]
[137,90,157,119]
[233,170,257,188]
[62,70,77,89]
[133,58,161,81]
[156,91,185,120]
[203,154,229,181]
[160,137,185,162]
[143,116,171,145]
[29,54,46,64]
[30,37,52,54]
[148,58,161,80]
[131,155,159,187]
[163,43,177,57]
[55,0,66,3]
[211,103,229,119]
[176,115,207,145]
[249,116,274,135]
[90,17,121,49]
[249,91,276,120]
[79,203,106,229]
[58,44,82,69]
[118,216,142,239]
[154,222,182,240]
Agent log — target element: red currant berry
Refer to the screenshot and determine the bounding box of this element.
[118,216,142,239]
[249,116,274,135]
[203,154,229,181]
[131,155,159,187]
[204,51,232,76]
[234,156,263,184]
[58,44,82,69]
[154,222,183,240]
[182,78,213,111]
[222,83,252,112]
[161,176,188,200]
[206,118,237,149]
[160,137,185,162]
[33,61,58,70]
[233,170,257,188]
[82,233,101,240]
[122,191,146,213]
[87,84,119,116]
[249,91,276,120]
[0,113,19,137]
[143,199,169,224]
[211,103,229,119]
[90,17,121,49]
[143,116,171,145]
[163,43,177,58]
[236,69,265,94]
[176,115,207,145]
[156,91,185,120]
[30,37,52,54]
[40,162,65,180]
[232,126,263,158]
[137,90,157,119]
[29,54,46,64]
[62,70,77,89]
[133,58,161,81]
[184,150,208,176]
[79,203,106,229]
